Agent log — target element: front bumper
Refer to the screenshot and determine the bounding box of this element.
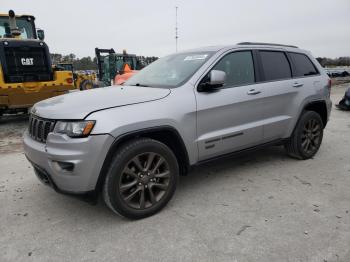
[23,131,114,193]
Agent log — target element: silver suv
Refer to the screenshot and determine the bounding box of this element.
[24,43,332,219]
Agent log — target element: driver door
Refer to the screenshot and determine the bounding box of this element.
[195,50,265,161]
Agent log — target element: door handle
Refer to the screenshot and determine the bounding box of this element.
[247,89,261,95]
[293,82,303,88]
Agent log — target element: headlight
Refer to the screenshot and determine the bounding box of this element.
[53,120,95,138]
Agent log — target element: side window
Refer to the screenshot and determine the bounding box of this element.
[259,51,291,81]
[289,53,318,77]
[212,51,255,87]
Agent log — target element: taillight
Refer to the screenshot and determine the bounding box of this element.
[66,78,73,84]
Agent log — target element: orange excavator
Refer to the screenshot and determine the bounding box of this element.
[95,48,157,86]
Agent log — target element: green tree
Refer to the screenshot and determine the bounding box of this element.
[50,53,97,70]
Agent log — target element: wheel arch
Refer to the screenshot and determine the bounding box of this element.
[94,126,190,193]
[302,100,328,127]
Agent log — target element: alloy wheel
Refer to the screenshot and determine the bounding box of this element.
[301,118,322,154]
[119,152,171,210]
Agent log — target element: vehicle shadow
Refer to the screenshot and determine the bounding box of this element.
[0,113,29,125]
[180,145,290,189]
[39,145,291,223]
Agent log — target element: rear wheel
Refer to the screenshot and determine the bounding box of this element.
[103,138,179,219]
[285,111,324,159]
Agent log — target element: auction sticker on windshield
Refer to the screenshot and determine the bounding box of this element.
[184,54,208,61]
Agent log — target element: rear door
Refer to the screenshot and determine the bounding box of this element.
[255,50,298,141]
[195,50,266,161]
[288,52,321,100]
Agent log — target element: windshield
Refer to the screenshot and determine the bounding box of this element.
[115,55,137,71]
[125,51,214,88]
[58,64,73,71]
[0,17,35,39]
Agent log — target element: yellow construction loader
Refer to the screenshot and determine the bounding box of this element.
[0,10,75,116]
[56,63,97,90]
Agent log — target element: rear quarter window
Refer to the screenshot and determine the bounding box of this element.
[259,51,292,81]
[289,53,318,77]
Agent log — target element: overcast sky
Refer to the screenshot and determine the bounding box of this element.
[3,0,350,58]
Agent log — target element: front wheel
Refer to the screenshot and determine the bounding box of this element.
[80,79,94,90]
[103,138,179,219]
[285,111,324,159]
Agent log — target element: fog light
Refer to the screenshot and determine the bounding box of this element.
[52,161,74,172]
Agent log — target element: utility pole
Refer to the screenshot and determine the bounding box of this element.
[175,6,178,52]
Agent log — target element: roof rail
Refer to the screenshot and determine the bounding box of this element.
[237,42,298,48]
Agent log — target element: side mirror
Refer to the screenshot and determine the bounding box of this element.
[37,29,45,40]
[209,70,226,86]
[198,70,226,92]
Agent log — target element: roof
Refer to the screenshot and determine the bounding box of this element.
[237,42,298,48]
[177,42,304,55]
[177,45,226,54]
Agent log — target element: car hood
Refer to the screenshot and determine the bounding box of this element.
[32,85,171,119]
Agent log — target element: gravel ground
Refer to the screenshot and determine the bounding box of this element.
[0,84,349,262]
[0,113,27,154]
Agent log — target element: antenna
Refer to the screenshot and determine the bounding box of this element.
[175,6,178,52]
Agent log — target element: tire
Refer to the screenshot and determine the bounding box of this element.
[80,80,94,90]
[285,111,324,160]
[103,138,179,219]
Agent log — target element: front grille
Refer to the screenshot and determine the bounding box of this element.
[28,114,55,143]
[3,46,53,83]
